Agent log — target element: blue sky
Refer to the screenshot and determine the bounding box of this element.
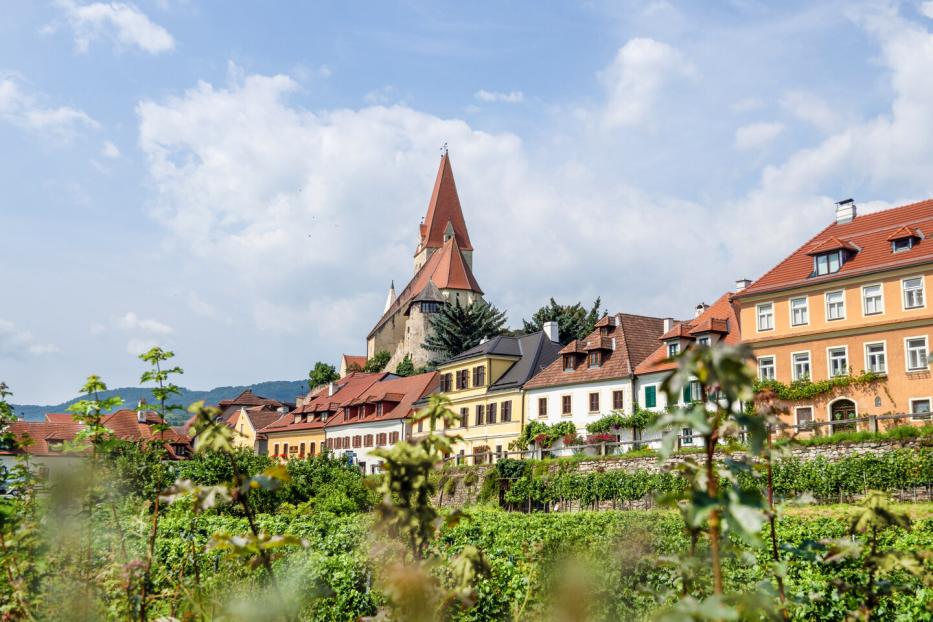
[3,1,933,404]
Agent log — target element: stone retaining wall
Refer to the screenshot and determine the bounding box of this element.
[432,438,930,509]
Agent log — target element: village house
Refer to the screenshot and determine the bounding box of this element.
[633,291,743,447]
[185,389,291,452]
[733,198,933,430]
[522,313,669,450]
[361,151,484,371]
[418,327,562,463]
[322,371,438,474]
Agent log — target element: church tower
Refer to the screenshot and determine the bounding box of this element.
[365,151,483,370]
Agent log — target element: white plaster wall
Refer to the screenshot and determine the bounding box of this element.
[524,378,635,436]
[326,419,407,472]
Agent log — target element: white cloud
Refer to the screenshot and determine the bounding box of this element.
[118,312,173,334]
[734,121,784,150]
[53,0,175,54]
[0,76,98,136]
[126,338,158,355]
[598,37,696,128]
[780,90,840,132]
[0,319,58,359]
[101,140,121,158]
[921,1,933,19]
[474,89,524,104]
[731,97,764,113]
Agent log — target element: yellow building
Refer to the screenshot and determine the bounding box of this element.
[416,326,561,462]
[227,406,284,452]
[734,199,933,430]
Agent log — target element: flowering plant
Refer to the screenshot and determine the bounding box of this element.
[586,433,616,444]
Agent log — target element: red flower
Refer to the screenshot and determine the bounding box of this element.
[586,433,616,444]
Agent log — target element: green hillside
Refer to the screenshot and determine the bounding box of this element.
[10,379,308,426]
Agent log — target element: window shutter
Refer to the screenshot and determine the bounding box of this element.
[645,386,657,408]
[683,386,691,403]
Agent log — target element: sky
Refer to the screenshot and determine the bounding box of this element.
[4,0,933,404]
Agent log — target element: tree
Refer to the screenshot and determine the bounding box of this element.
[308,361,339,391]
[522,297,605,345]
[395,354,415,377]
[364,351,391,372]
[425,299,507,360]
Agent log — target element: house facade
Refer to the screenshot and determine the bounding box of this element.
[366,152,484,370]
[323,371,438,473]
[522,314,668,446]
[416,328,562,462]
[733,199,933,429]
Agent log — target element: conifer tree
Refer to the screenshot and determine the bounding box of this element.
[425,299,507,360]
[522,297,605,344]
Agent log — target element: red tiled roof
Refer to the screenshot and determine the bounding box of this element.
[217,389,284,410]
[660,322,694,340]
[635,292,741,376]
[261,372,386,434]
[804,236,860,255]
[737,199,933,297]
[886,225,920,241]
[368,236,482,337]
[325,372,439,428]
[524,313,668,389]
[227,406,283,435]
[1,421,85,457]
[417,153,473,254]
[341,355,367,372]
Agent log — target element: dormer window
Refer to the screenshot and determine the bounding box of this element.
[588,351,601,368]
[893,237,912,252]
[697,336,710,347]
[376,402,383,417]
[563,355,575,371]
[814,251,842,276]
[667,342,680,357]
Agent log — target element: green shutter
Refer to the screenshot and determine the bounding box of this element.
[645,386,657,408]
[683,386,691,403]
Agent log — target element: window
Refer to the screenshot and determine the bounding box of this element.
[563,355,575,371]
[862,284,884,315]
[906,337,929,371]
[389,432,399,444]
[273,443,279,457]
[903,277,925,309]
[814,251,842,276]
[865,342,886,373]
[474,404,485,426]
[758,356,776,380]
[538,397,548,418]
[377,433,387,446]
[588,392,599,412]
[828,347,848,377]
[795,406,814,427]
[789,297,808,326]
[792,352,811,381]
[364,434,373,447]
[376,402,383,417]
[644,386,657,408]
[502,401,512,422]
[309,442,316,456]
[697,336,710,346]
[612,390,624,410]
[667,342,680,357]
[283,443,289,456]
[440,373,452,392]
[757,303,774,331]
[487,402,497,424]
[683,381,701,403]
[681,427,694,445]
[561,395,572,415]
[417,419,423,433]
[460,407,469,428]
[911,398,932,419]
[588,351,601,368]
[456,369,469,389]
[892,237,913,252]
[299,442,305,457]
[353,435,362,448]
[421,301,441,313]
[473,366,486,387]
[825,290,845,321]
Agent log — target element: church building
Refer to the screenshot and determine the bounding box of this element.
[365,151,484,370]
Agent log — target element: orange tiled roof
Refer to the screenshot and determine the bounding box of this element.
[804,236,860,255]
[524,313,668,389]
[368,236,482,337]
[737,199,933,297]
[417,153,473,253]
[261,372,386,434]
[635,292,741,376]
[660,322,694,340]
[325,372,439,428]
[1,421,85,457]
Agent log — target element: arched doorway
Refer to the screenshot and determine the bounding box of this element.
[830,399,857,433]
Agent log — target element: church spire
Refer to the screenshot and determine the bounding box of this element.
[418,151,473,254]
[383,280,397,313]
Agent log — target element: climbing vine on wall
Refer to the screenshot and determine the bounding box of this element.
[753,371,886,402]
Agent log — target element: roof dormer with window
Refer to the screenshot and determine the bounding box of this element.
[887,226,922,253]
[805,237,860,277]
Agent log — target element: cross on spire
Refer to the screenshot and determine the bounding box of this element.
[440,142,448,157]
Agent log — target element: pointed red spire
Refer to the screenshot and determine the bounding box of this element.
[420,152,473,252]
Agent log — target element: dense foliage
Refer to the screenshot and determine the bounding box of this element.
[521,297,606,344]
[752,371,886,402]
[308,361,340,391]
[425,299,508,360]
[364,351,392,373]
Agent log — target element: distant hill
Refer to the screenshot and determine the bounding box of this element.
[10,379,308,426]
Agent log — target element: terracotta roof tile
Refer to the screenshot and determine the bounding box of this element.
[417,153,473,253]
[524,313,668,389]
[737,199,933,297]
[326,372,439,428]
[261,372,386,433]
[804,236,860,255]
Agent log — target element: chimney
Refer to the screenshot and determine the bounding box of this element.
[735,278,751,292]
[835,198,856,224]
[694,303,709,318]
[663,318,673,332]
[327,382,336,397]
[542,320,559,343]
[137,400,146,424]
